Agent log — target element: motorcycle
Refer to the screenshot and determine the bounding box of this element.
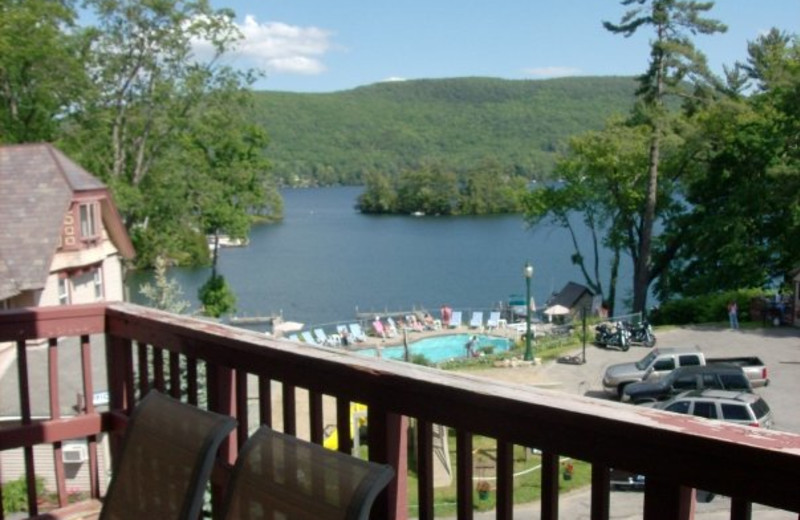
[594,321,631,351]
[625,319,656,347]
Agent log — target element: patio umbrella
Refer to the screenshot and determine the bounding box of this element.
[544,305,571,316]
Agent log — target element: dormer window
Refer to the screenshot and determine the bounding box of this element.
[79,202,99,239]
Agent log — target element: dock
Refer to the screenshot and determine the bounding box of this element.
[228,313,280,325]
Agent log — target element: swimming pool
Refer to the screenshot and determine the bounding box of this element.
[357,334,512,363]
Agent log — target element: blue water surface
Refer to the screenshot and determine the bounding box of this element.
[357,334,511,363]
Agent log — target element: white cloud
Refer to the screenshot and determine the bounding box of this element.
[199,15,334,75]
[380,76,407,83]
[522,66,582,78]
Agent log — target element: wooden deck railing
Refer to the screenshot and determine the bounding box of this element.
[1,303,799,519]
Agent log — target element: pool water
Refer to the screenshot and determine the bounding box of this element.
[357,334,512,363]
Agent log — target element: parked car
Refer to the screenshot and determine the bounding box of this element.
[609,468,645,491]
[603,347,768,399]
[653,389,774,429]
[622,364,751,404]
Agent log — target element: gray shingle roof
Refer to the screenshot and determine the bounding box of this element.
[550,281,594,309]
[0,143,107,300]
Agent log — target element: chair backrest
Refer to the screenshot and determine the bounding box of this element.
[449,311,462,327]
[222,427,395,520]
[314,328,328,343]
[100,390,237,520]
[349,323,365,339]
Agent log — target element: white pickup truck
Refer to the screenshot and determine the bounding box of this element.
[602,346,769,398]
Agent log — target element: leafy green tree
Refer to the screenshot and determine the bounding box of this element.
[198,273,236,318]
[461,159,526,214]
[59,0,278,268]
[395,164,459,215]
[0,0,88,142]
[656,31,800,298]
[604,0,726,313]
[357,171,398,213]
[524,120,674,315]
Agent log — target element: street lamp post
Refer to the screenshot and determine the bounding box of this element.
[524,262,534,361]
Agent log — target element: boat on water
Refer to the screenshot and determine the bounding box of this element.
[208,234,249,252]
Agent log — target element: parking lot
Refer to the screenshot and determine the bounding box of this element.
[468,324,800,519]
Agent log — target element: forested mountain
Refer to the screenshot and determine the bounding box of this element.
[252,76,638,185]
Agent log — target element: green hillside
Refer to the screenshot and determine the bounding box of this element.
[252,76,638,185]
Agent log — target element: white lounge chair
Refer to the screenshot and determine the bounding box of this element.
[301,331,317,344]
[469,311,483,329]
[335,323,353,343]
[487,311,501,330]
[349,323,366,342]
[288,333,300,342]
[386,317,399,336]
[449,311,462,328]
[314,328,333,345]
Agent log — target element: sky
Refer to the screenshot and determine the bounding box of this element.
[205,1,800,93]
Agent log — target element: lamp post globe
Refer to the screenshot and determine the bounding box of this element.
[524,262,534,361]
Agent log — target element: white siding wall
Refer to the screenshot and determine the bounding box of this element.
[71,271,96,304]
[0,435,110,496]
[39,274,63,307]
[102,254,124,302]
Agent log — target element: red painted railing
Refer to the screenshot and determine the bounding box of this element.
[1,303,800,520]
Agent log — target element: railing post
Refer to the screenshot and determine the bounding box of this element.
[369,409,406,520]
[455,430,474,520]
[540,451,560,520]
[730,497,753,520]
[16,339,37,516]
[496,440,514,520]
[415,419,434,519]
[643,479,694,520]
[590,463,611,520]
[207,363,236,519]
[48,338,67,507]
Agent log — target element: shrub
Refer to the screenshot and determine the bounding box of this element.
[2,476,44,513]
[652,288,767,325]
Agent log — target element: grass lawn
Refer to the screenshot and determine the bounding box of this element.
[402,433,592,516]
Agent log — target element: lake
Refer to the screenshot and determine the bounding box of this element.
[127,187,631,330]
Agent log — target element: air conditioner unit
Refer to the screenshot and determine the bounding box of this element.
[62,444,88,464]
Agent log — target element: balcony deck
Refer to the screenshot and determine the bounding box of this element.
[1,303,799,520]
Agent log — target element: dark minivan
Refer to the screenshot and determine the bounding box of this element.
[622,364,751,404]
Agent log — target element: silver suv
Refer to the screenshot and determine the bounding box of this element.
[654,389,773,428]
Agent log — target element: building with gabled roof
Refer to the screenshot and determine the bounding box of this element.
[0,143,134,309]
[546,281,601,320]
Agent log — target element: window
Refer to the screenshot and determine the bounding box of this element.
[673,374,697,390]
[79,203,99,238]
[692,401,718,419]
[721,403,750,421]
[653,359,675,371]
[93,270,103,300]
[58,277,70,305]
[679,355,701,366]
[719,374,749,390]
[665,401,691,414]
[701,374,718,388]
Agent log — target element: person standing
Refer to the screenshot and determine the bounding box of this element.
[440,304,452,328]
[728,301,739,329]
[465,335,478,357]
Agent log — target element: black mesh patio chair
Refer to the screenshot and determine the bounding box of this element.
[34,390,236,520]
[221,426,395,520]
